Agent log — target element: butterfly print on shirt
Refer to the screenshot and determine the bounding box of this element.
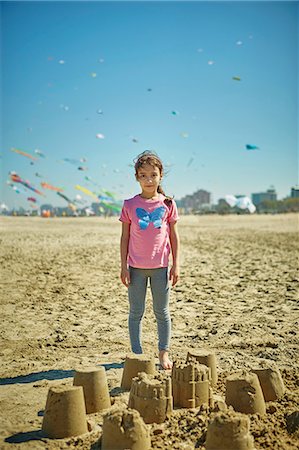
[135,206,166,230]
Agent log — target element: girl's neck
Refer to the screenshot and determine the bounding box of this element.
[139,191,160,200]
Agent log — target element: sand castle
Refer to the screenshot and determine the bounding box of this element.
[205,410,255,450]
[121,353,156,390]
[101,407,151,450]
[172,360,212,408]
[186,348,218,386]
[42,385,88,439]
[73,366,111,413]
[39,350,287,447]
[251,363,285,401]
[225,371,266,415]
[128,372,173,424]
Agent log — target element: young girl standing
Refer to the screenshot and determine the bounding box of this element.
[119,151,180,369]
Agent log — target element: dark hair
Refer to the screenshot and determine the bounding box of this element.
[134,150,172,205]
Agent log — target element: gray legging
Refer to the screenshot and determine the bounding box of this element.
[128,266,171,353]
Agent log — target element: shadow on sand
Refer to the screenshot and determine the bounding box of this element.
[5,430,46,444]
[0,362,124,386]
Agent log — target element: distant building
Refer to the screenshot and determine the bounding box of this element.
[290,186,299,198]
[180,189,211,213]
[251,187,277,205]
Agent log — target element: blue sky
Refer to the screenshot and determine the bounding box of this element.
[1,1,298,210]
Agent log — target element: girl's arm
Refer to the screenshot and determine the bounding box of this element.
[120,222,131,287]
[169,221,180,286]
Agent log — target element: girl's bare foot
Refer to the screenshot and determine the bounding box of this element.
[159,350,173,370]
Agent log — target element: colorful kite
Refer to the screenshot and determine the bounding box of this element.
[10,173,45,196]
[41,182,64,192]
[101,201,122,213]
[75,185,98,200]
[57,191,72,203]
[101,189,117,200]
[10,147,37,161]
[57,192,77,210]
[246,144,259,150]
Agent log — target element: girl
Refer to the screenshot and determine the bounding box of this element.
[119,151,180,369]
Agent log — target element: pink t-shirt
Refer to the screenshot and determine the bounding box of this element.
[119,194,179,269]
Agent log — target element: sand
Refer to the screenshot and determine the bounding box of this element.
[0,214,298,449]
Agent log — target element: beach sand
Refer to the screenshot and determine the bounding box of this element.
[0,214,298,449]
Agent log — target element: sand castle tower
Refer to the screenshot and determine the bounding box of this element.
[121,353,156,390]
[205,411,255,450]
[102,407,151,450]
[186,348,218,386]
[251,362,285,401]
[225,371,266,415]
[73,366,111,413]
[128,372,173,424]
[42,385,88,439]
[172,360,212,408]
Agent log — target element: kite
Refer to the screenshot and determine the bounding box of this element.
[84,176,102,188]
[225,195,256,213]
[41,182,64,192]
[75,185,98,200]
[101,190,117,200]
[171,111,179,116]
[187,157,194,167]
[8,182,30,196]
[35,172,43,178]
[57,192,76,210]
[96,133,105,139]
[27,197,37,203]
[34,149,46,158]
[10,148,37,161]
[10,173,45,196]
[62,158,87,166]
[57,192,71,202]
[246,144,259,150]
[101,201,122,213]
[78,166,88,171]
[232,76,241,81]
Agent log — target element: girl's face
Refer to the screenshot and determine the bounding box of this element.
[137,163,162,195]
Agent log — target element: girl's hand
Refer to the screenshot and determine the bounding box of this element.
[169,265,179,286]
[120,267,130,287]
